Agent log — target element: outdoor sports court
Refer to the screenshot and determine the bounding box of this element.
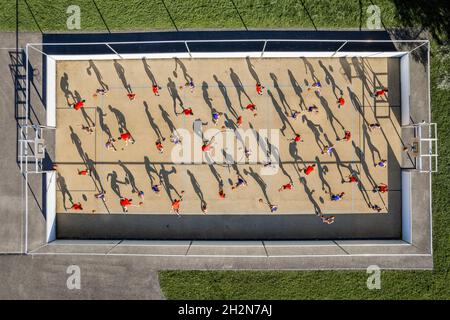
[54,55,402,217]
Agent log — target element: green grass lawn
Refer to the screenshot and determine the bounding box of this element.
[1,0,448,300]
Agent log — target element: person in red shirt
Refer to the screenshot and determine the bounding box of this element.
[202,142,213,152]
[170,191,184,216]
[256,83,264,95]
[236,115,243,127]
[290,133,302,143]
[337,96,345,108]
[339,130,351,141]
[278,182,294,192]
[245,103,257,116]
[343,174,358,183]
[70,202,83,211]
[219,189,226,199]
[156,139,164,153]
[304,164,316,175]
[127,92,136,101]
[375,183,388,193]
[182,107,194,116]
[117,131,135,147]
[371,88,388,98]
[152,84,162,96]
[77,168,90,176]
[70,99,85,110]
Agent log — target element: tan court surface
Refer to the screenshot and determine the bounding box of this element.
[55,56,403,215]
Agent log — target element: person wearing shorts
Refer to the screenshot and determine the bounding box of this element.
[304,164,316,175]
[278,182,293,192]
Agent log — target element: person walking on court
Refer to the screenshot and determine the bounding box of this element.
[343,174,358,183]
[278,182,294,192]
[201,140,214,153]
[375,159,387,168]
[331,192,345,201]
[117,131,135,147]
[212,111,223,125]
[120,197,141,213]
[374,183,388,194]
[152,84,162,96]
[171,191,185,216]
[156,139,164,154]
[69,202,83,211]
[79,124,95,134]
[369,123,381,131]
[232,177,247,190]
[69,99,85,110]
[177,107,194,117]
[371,88,388,98]
[219,189,226,199]
[151,184,162,196]
[320,214,335,224]
[307,105,319,113]
[259,199,278,213]
[371,204,383,213]
[256,83,265,95]
[201,202,208,214]
[290,110,301,120]
[236,115,243,127]
[321,145,334,157]
[77,168,90,176]
[338,130,351,142]
[245,103,257,116]
[290,133,303,143]
[337,96,345,108]
[127,92,136,101]
[105,137,117,151]
[304,164,316,175]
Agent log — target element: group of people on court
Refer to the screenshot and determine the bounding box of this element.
[65,63,391,224]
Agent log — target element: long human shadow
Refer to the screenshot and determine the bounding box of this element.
[201,81,214,112]
[159,164,180,202]
[187,170,207,211]
[339,57,353,83]
[96,107,113,141]
[86,60,109,90]
[318,60,343,100]
[362,123,382,166]
[107,171,127,198]
[229,67,252,108]
[299,177,322,215]
[315,91,345,141]
[245,56,260,83]
[108,104,128,134]
[301,57,320,83]
[144,156,159,186]
[144,101,165,141]
[224,113,245,147]
[267,138,293,184]
[352,141,378,189]
[174,58,193,83]
[69,126,87,164]
[301,115,326,153]
[74,90,95,127]
[113,59,132,93]
[347,162,372,208]
[289,140,305,178]
[84,152,105,193]
[213,75,239,119]
[315,156,332,195]
[288,70,307,111]
[142,57,157,85]
[60,72,75,105]
[167,77,183,114]
[270,73,292,115]
[158,104,177,134]
[205,154,224,190]
[56,173,73,210]
[118,160,140,194]
[351,57,372,94]
[323,133,352,182]
[248,122,268,160]
[244,167,270,205]
[267,89,295,136]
